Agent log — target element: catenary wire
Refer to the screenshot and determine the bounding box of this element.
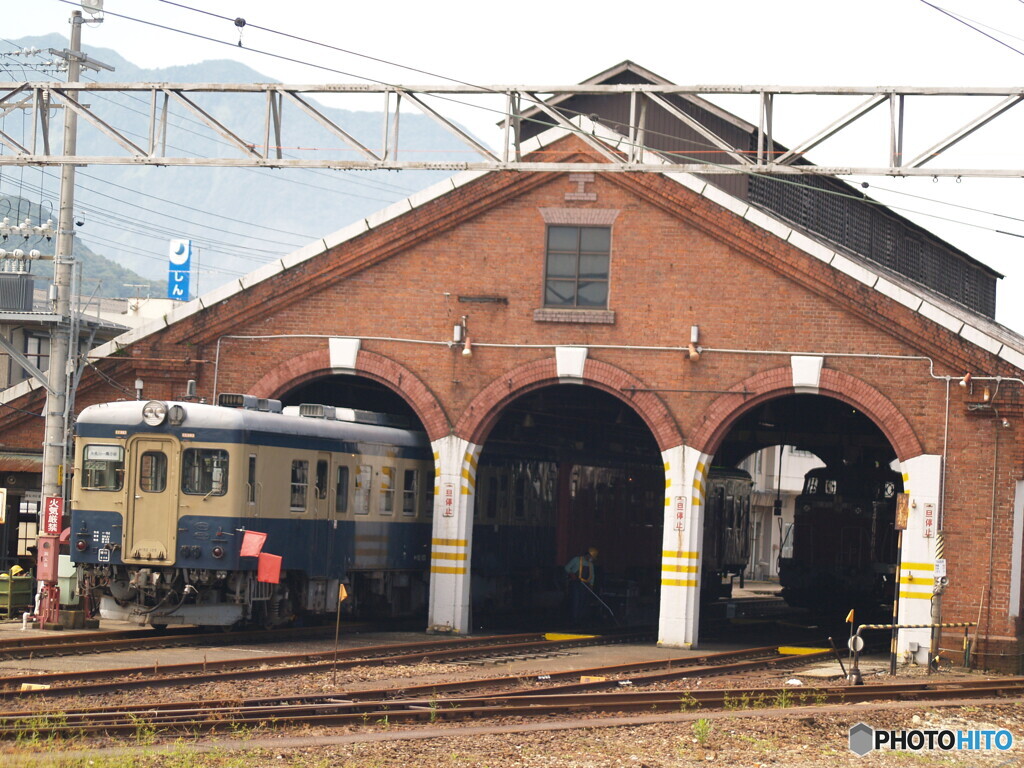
[919,0,1024,57]
[11,8,1024,253]
[75,2,1024,240]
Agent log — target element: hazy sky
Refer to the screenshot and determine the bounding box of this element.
[5,0,1024,334]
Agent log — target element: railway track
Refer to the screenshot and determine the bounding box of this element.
[0,622,372,660]
[1,669,1019,739]
[0,631,650,699]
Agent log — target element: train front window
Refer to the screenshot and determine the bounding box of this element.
[82,445,125,491]
[139,451,167,493]
[181,449,229,496]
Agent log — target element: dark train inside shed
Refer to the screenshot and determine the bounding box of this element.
[778,462,902,612]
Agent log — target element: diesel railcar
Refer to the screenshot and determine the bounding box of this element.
[71,395,434,628]
[778,463,901,611]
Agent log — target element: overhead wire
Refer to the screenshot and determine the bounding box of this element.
[11,3,1024,264]
[107,0,1024,241]
[0,44,419,235]
[918,0,1024,57]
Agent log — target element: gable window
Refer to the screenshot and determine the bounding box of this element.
[545,226,610,308]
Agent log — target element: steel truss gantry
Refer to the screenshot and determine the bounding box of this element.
[0,82,1022,177]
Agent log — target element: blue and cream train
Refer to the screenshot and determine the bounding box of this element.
[71,395,434,627]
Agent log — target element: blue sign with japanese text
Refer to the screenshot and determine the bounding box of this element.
[168,239,192,301]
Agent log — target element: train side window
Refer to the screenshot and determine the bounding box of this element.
[139,451,167,493]
[335,466,350,514]
[315,460,329,501]
[354,465,371,515]
[402,469,417,517]
[380,465,395,515]
[82,445,124,491]
[422,470,434,518]
[513,471,526,519]
[182,449,228,496]
[290,460,309,512]
[247,455,256,505]
[485,476,497,520]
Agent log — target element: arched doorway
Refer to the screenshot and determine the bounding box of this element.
[471,384,663,629]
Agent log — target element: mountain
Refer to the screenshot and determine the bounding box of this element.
[1,35,470,294]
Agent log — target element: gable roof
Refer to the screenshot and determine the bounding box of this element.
[2,114,1023,407]
[517,61,1002,316]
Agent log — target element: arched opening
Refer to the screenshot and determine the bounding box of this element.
[472,384,663,629]
[283,375,420,424]
[709,393,903,624]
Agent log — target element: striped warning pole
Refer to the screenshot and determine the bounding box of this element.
[930,531,946,672]
[858,621,974,632]
[890,493,910,675]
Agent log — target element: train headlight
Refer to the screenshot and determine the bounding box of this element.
[168,404,187,426]
[212,546,224,559]
[75,539,88,552]
[141,400,168,426]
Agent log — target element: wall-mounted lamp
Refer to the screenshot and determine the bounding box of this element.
[959,372,972,388]
[134,378,144,401]
[687,324,701,362]
[462,337,473,357]
[982,385,991,403]
[1002,417,1011,429]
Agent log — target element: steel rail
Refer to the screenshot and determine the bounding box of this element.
[0,633,649,699]
[3,677,1021,738]
[0,645,788,718]
[0,622,370,659]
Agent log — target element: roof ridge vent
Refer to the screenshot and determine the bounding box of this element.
[256,398,283,413]
[299,403,337,420]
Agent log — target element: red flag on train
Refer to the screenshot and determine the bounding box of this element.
[257,552,282,584]
[240,530,267,557]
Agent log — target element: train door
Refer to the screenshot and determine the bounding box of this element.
[312,453,331,575]
[124,436,178,564]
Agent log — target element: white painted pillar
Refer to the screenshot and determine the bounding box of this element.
[658,444,708,648]
[426,436,481,634]
[896,454,943,665]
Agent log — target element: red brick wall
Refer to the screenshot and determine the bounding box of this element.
[3,135,1022,668]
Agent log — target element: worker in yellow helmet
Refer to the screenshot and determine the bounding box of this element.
[564,547,599,624]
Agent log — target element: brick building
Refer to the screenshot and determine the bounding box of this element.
[1,63,1022,669]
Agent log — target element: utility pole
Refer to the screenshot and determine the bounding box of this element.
[36,8,110,629]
